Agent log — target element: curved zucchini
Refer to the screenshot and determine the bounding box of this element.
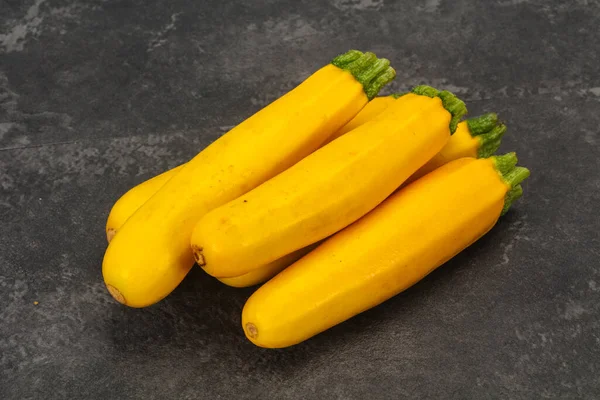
[242,153,530,348]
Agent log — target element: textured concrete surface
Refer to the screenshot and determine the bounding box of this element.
[1,0,599,398]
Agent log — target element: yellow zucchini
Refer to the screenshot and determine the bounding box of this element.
[105,165,184,242]
[242,153,530,348]
[192,86,467,278]
[102,50,396,307]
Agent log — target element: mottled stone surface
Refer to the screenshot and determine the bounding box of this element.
[1,0,599,398]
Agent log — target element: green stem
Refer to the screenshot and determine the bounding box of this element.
[502,185,524,216]
[331,50,396,100]
[411,85,467,134]
[504,166,531,188]
[463,113,506,158]
[366,68,396,100]
[491,153,531,215]
[345,52,377,78]
[411,85,438,98]
[389,92,407,99]
[477,124,507,158]
[493,152,518,176]
[331,50,363,68]
[466,113,498,136]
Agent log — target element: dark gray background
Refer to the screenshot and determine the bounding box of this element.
[1,0,599,398]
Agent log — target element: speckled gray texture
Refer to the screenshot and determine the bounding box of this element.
[1,0,599,398]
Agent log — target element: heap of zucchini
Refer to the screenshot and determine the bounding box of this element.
[102,49,529,348]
